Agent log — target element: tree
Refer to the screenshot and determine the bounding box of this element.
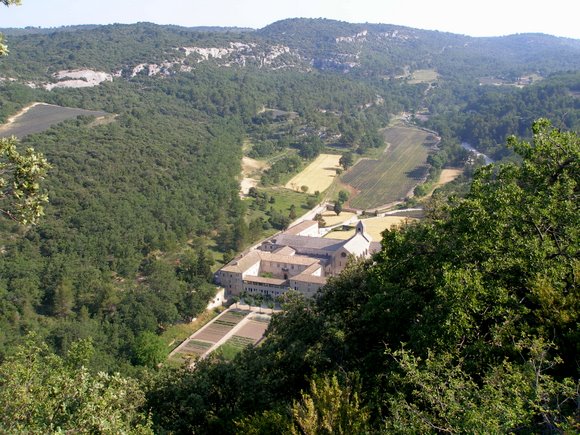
[339,152,353,170]
[52,277,75,318]
[0,335,152,433]
[290,374,370,435]
[0,137,50,225]
[133,331,166,368]
[0,3,50,225]
[0,1,21,56]
[289,204,297,220]
[337,190,349,203]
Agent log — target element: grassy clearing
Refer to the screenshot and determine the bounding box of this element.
[342,123,432,210]
[246,187,312,227]
[408,69,439,84]
[285,154,341,193]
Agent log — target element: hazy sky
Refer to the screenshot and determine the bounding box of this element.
[0,0,578,39]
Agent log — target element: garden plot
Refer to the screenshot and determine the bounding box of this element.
[216,314,271,360]
[171,310,248,361]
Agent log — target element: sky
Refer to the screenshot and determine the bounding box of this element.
[0,0,578,39]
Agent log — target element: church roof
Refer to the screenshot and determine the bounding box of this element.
[283,220,319,235]
[342,233,371,255]
[268,234,345,252]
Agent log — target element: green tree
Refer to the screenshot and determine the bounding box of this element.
[0,3,50,225]
[0,1,21,56]
[337,190,349,203]
[289,204,297,220]
[338,152,353,170]
[0,335,152,433]
[0,137,50,224]
[52,277,75,318]
[290,374,370,435]
[133,331,166,368]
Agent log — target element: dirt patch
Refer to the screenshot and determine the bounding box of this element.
[240,157,269,196]
[45,69,113,90]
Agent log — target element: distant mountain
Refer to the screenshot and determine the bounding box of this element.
[1,18,578,83]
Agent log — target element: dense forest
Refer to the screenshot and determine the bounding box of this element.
[0,18,578,433]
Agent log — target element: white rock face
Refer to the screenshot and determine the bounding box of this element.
[44,69,113,90]
[336,30,368,43]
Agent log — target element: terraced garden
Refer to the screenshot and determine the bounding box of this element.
[216,315,271,361]
[170,310,248,363]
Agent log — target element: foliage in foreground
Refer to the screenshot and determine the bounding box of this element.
[0,136,50,224]
[0,335,152,434]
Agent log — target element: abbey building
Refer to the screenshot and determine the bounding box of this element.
[217,220,380,298]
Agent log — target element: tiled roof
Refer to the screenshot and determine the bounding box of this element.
[291,274,327,284]
[260,251,320,266]
[370,241,382,254]
[283,220,319,235]
[269,234,345,252]
[221,250,261,273]
[273,246,296,256]
[244,276,287,285]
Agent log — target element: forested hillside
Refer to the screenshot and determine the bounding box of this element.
[0,18,578,432]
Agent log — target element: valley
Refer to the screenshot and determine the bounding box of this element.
[0,17,578,434]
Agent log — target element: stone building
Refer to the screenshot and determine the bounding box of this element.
[217,220,380,298]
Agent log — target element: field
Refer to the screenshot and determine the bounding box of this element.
[319,210,357,227]
[342,124,432,209]
[285,154,341,193]
[408,69,439,84]
[427,168,462,196]
[0,103,109,138]
[324,216,417,241]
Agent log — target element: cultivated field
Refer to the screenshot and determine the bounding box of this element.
[324,216,417,241]
[342,124,432,209]
[285,154,341,193]
[0,103,109,138]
